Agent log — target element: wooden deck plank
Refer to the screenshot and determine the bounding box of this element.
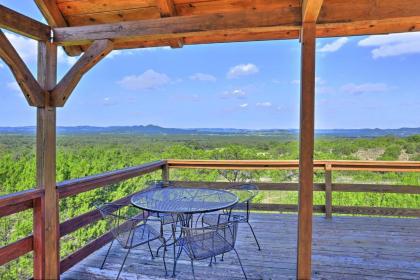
[61,214,420,280]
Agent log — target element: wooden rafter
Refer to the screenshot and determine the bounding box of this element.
[0,30,46,107]
[51,40,113,107]
[156,0,184,48]
[34,0,82,56]
[0,5,50,41]
[302,0,323,23]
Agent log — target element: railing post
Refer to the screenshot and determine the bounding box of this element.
[35,41,60,279]
[324,164,332,219]
[162,161,170,186]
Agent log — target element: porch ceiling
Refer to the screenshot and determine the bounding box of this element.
[34,0,420,56]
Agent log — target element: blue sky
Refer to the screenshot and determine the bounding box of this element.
[1,1,419,129]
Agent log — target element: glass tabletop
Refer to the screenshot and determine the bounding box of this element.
[131,187,239,214]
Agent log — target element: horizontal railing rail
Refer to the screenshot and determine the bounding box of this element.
[0,159,419,277]
[167,159,420,172]
[167,159,420,218]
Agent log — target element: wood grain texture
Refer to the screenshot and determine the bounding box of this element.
[0,188,43,208]
[51,39,113,107]
[34,0,82,56]
[0,200,33,218]
[0,5,50,40]
[0,30,46,107]
[52,8,302,45]
[60,232,114,273]
[302,0,323,23]
[49,0,420,49]
[0,236,33,266]
[36,41,59,279]
[297,21,316,280]
[167,159,420,172]
[61,213,420,280]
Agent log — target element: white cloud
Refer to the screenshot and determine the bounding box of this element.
[7,81,20,91]
[117,69,171,90]
[318,37,349,53]
[58,48,79,65]
[4,32,37,62]
[189,73,217,81]
[239,103,248,108]
[256,102,272,107]
[222,89,246,99]
[102,97,117,106]
[358,32,420,58]
[0,63,4,69]
[227,63,259,79]
[340,83,390,94]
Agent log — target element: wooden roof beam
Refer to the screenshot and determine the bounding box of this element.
[0,30,46,107]
[156,0,184,48]
[302,0,323,23]
[34,0,83,56]
[0,5,50,41]
[51,40,113,107]
[53,9,301,46]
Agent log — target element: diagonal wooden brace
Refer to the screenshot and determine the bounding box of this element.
[0,30,47,107]
[51,39,113,107]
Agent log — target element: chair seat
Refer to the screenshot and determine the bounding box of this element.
[120,223,161,248]
[202,213,246,226]
[149,212,177,225]
[178,231,233,260]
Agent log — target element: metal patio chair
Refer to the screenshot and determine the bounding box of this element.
[145,180,178,256]
[178,218,247,280]
[95,202,166,279]
[201,184,261,251]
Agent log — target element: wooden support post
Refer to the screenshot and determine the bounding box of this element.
[35,41,59,279]
[324,164,332,219]
[297,22,316,280]
[162,163,170,186]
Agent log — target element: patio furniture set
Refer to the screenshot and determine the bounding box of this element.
[95,182,261,280]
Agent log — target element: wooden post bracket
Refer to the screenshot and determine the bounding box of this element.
[0,30,47,107]
[51,39,114,107]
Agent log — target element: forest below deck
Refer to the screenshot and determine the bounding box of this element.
[0,133,419,279]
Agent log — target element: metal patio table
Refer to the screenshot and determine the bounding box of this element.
[131,186,239,277]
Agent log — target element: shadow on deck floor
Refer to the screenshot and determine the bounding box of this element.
[61,214,420,280]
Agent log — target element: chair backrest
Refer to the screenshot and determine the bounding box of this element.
[181,219,239,260]
[95,202,145,248]
[226,184,259,212]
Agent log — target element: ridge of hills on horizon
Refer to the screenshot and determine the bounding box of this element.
[0,125,419,138]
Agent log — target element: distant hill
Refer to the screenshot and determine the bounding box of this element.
[0,125,419,138]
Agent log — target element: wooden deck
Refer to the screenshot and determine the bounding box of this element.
[61,214,420,280]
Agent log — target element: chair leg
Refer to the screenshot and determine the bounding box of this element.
[147,240,155,260]
[247,222,261,250]
[116,248,131,280]
[101,239,114,270]
[163,240,168,276]
[191,260,196,280]
[233,248,248,280]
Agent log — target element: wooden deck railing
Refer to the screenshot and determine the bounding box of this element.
[0,159,419,278]
[167,159,420,218]
[0,160,166,278]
